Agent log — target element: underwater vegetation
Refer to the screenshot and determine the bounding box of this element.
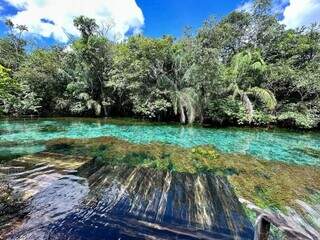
[0,178,25,229]
[1,162,255,239]
[45,137,320,211]
[293,147,320,160]
[39,125,66,133]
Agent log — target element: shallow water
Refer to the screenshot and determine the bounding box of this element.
[3,163,254,240]
[1,118,320,165]
[1,118,320,239]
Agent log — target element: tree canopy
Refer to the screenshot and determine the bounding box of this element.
[0,1,319,129]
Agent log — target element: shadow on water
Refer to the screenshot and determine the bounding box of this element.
[3,163,254,240]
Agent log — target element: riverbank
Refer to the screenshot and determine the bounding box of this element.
[1,115,320,132]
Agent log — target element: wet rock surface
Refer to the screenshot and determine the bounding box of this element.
[1,160,254,240]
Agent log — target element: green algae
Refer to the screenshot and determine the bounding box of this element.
[39,125,66,132]
[9,152,91,170]
[44,136,320,211]
[0,178,25,226]
[294,147,320,159]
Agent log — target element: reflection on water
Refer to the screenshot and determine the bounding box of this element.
[0,118,320,165]
[241,198,320,239]
[1,118,320,239]
[4,164,254,240]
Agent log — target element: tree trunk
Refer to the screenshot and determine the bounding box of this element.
[100,80,107,117]
[102,100,107,117]
[242,92,254,123]
[180,105,186,124]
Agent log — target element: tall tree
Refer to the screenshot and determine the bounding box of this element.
[225,50,277,122]
[0,19,28,70]
[57,16,113,116]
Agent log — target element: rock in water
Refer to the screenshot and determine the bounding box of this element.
[5,165,254,240]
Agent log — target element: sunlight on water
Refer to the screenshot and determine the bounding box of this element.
[1,118,320,165]
[1,118,320,239]
[4,164,254,240]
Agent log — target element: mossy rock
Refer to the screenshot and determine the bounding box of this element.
[44,137,320,211]
[294,147,320,159]
[0,179,24,224]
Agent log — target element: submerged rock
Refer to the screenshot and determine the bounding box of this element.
[79,165,254,239]
[241,198,320,240]
[3,162,254,240]
[0,176,25,235]
[9,152,92,170]
[45,137,320,211]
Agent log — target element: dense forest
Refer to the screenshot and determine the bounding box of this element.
[0,0,319,129]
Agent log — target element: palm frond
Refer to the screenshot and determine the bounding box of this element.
[179,87,200,124]
[249,87,277,110]
[86,99,101,116]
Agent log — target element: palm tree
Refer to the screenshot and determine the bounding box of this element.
[226,50,277,122]
[170,87,199,124]
[158,52,200,124]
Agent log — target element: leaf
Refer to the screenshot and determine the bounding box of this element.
[248,87,277,110]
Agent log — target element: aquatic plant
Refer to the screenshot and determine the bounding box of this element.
[45,137,320,211]
[0,177,25,226]
[293,147,320,160]
[39,125,66,132]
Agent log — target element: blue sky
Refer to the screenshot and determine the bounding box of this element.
[0,0,320,46]
[136,0,240,38]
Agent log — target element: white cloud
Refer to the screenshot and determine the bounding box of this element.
[0,3,4,12]
[236,0,289,14]
[4,0,144,42]
[236,0,320,29]
[281,0,320,29]
[236,1,254,13]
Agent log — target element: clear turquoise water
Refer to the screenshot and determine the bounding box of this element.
[1,118,320,165]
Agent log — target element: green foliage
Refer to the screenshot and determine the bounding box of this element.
[14,49,65,114]
[277,112,317,129]
[248,87,277,110]
[57,21,114,116]
[73,16,98,42]
[220,50,277,123]
[0,64,40,116]
[110,35,174,119]
[0,65,17,99]
[0,2,319,129]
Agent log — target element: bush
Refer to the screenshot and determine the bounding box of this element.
[277,111,317,129]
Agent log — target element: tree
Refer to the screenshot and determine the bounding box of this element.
[0,64,41,116]
[73,16,98,42]
[57,17,114,117]
[14,48,65,115]
[0,11,319,129]
[0,19,28,70]
[110,36,173,120]
[225,50,277,122]
[266,26,320,128]
[157,44,201,124]
[0,64,18,115]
